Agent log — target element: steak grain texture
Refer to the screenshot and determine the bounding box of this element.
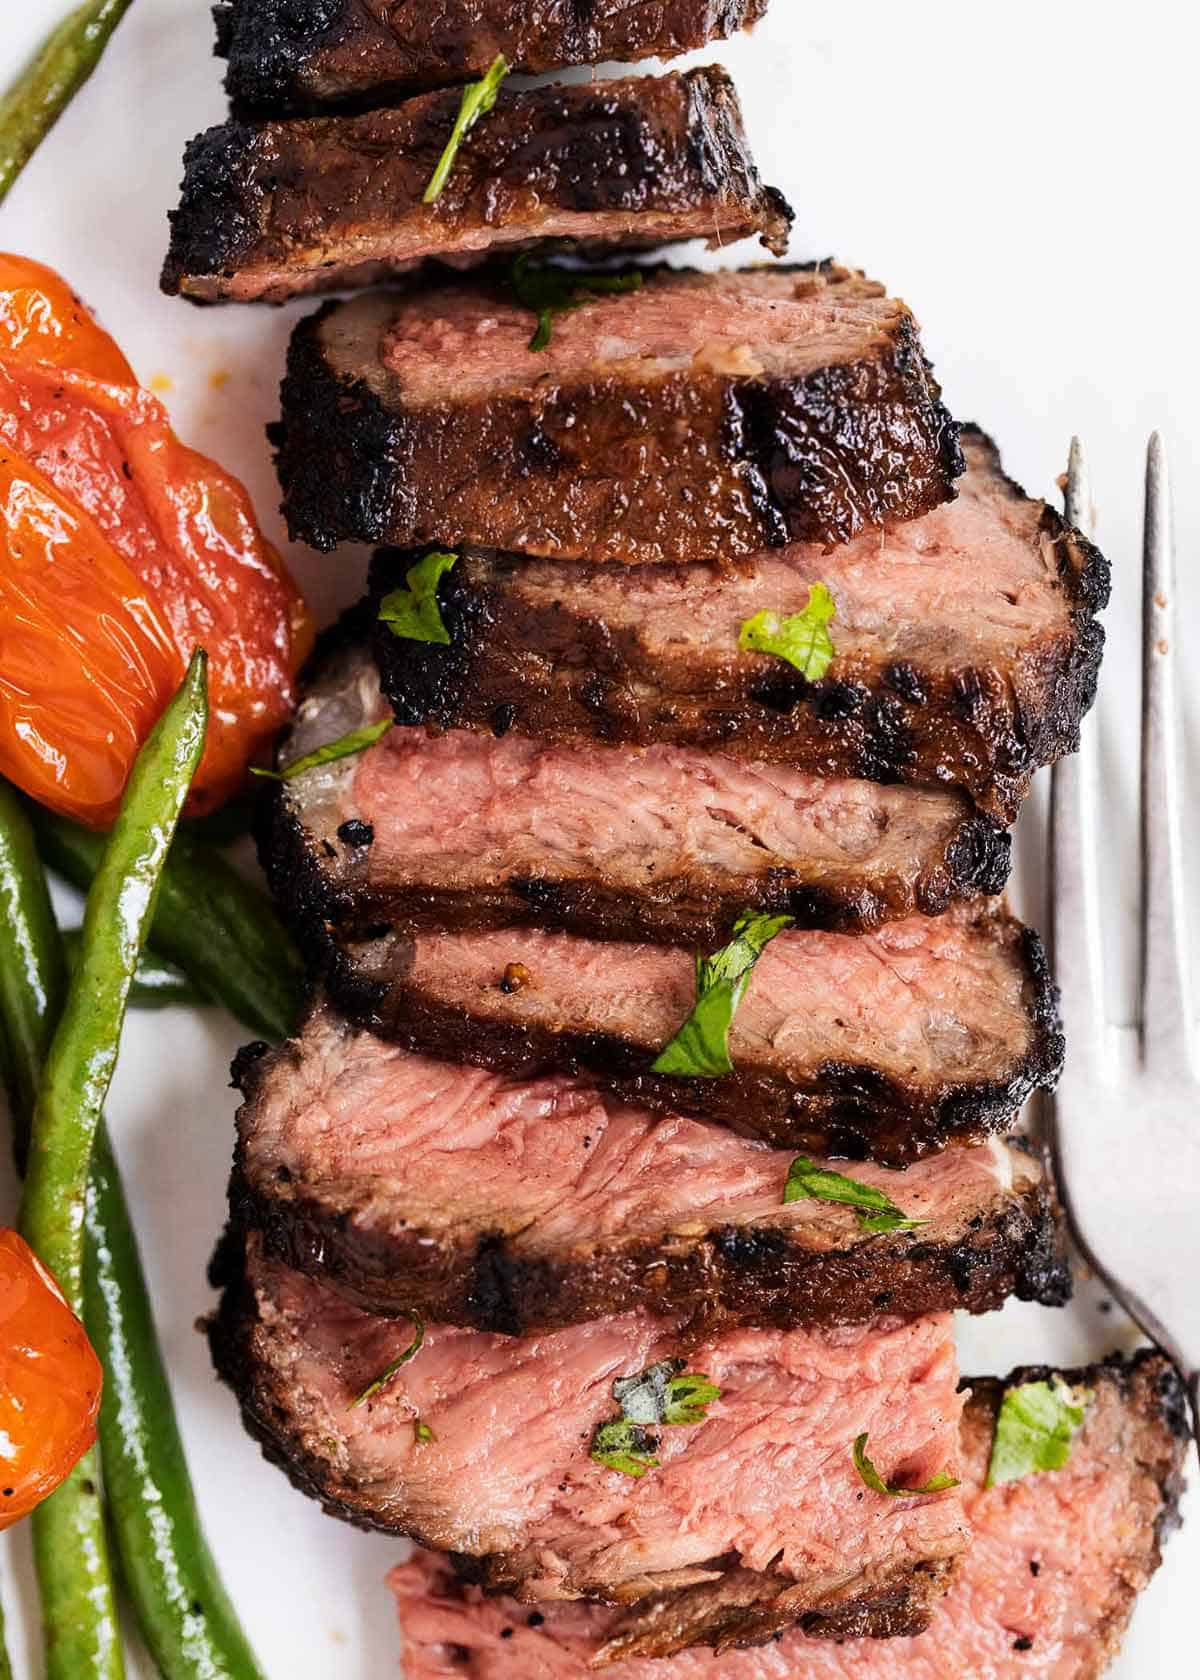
[263,636,1011,946]
[163,69,790,304]
[215,0,771,116]
[274,263,964,561]
[210,1234,967,1655]
[232,1006,1069,1331]
[322,906,1064,1166]
[371,429,1109,821]
[390,1350,1189,1676]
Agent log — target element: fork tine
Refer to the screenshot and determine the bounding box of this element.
[1140,434,1195,1071]
[1049,439,1109,1071]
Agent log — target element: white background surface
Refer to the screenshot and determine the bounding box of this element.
[0,1,1197,1674]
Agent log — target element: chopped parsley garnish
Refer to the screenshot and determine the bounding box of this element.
[651,910,793,1077]
[739,582,837,680]
[853,1434,959,1499]
[422,55,509,204]
[985,1378,1091,1488]
[251,716,393,782]
[591,1358,719,1479]
[511,254,644,351]
[783,1156,926,1234]
[350,1313,425,1409]
[378,550,457,645]
[590,1419,660,1479]
[612,1361,720,1427]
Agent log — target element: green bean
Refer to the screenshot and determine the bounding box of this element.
[0,771,267,1678]
[62,929,208,1010]
[21,649,208,1309]
[85,1127,265,1678]
[33,1457,124,1680]
[0,1584,13,1680]
[18,656,204,1678]
[30,803,303,1044]
[0,781,67,1170]
[0,784,121,1677]
[0,1,137,206]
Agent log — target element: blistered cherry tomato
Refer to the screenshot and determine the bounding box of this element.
[0,445,184,822]
[0,253,312,825]
[0,252,135,385]
[0,1228,102,1529]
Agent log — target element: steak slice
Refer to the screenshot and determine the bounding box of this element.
[370,428,1109,822]
[274,263,964,561]
[322,907,1063,1166]
[263,636,1011,947]
[390,1350,1189,1675]
[215,0,771,117]
[163,68,790,305]
[232,1005,1069,1331]
[210,1233,968,1653]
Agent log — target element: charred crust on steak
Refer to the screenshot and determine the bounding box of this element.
[215,1,347,115]
[313,916,1065,1169]
[229,1126,1070,1333]
[163,69,791,303]
[259,624,1016,949]
[272,264,962,562]
[364,426,1109,821]
[215,0,772,118]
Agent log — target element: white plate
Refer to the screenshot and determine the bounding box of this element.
[0,2,1196,1674]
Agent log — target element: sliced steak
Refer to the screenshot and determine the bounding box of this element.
[370,428,1108,822]
[232,1004,1069,1331]
[215,0,771,117]
[322,906,1063,1166]
[264,636,1011,947]
[163,69,790,305]
[210,1233,967,1653]
[274,263,964,561]
[390,1349,1189,1675]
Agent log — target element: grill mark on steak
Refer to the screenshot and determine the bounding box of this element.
[209,1232,967,1654]
[273,263,964,561]
[317,908,1063,1167]
[368,429,1109,821]
[215,0,771,117]
[259,634,1012,950]
[230,1001,1069,1331]
[163,69,791,305]
[388,1349,1189,1674]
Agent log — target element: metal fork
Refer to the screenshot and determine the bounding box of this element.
[1050,435,1199,1427]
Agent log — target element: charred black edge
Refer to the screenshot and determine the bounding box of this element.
[215,0,348,115]
[730,309,964,548]
[205,1244,950,1643]
[957,422,1112,772]
[162,118,265,294]
[275,300,403,551]
[316,914,1065,1169]
[273,262,961,557]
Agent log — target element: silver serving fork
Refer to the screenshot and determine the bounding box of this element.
[1050,435,1199,1425]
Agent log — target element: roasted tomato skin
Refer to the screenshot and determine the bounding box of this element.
[0,445,185,824]
[0,1229,102,1529]
[0,254,135,385]
[0,253,312,825]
